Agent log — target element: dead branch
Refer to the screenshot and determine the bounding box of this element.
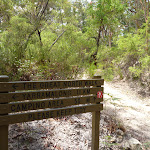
[49,30,66,51]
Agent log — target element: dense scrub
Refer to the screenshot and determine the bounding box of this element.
[0,0,149,94]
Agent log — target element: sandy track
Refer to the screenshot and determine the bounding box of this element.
[104,81,150,143]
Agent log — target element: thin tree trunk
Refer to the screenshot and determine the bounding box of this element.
[140,0,149,51]
[135,0,139,30]
[109,28,112,48]
[91,26,102,66]
[38,30,43,46]
[96,26,101,52]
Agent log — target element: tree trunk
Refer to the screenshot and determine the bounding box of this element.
[109,28,112,48]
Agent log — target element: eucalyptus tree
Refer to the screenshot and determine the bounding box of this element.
[86,0,125,66]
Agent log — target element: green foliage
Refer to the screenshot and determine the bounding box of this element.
[0,0,13,30]
[88,63,97,77]
[114,26,150,79]
[128,66,142,78]
[0,0,149,83]
[140,55,150,69]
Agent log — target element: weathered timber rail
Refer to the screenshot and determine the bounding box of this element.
[0,75,104,150]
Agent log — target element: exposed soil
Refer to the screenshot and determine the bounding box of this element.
[104,81,150,144]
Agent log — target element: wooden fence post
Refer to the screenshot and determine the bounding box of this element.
[0,75,9,150]
[92,75,101,150]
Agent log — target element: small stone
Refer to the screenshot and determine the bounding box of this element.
[50,146,55,149]
[116,129,124,136]
[120,137,142,150]
[128,138,142,150]
[117,136,124,143]
[120,141,130,149]
[124,133,132,140]
[110,137,116,143]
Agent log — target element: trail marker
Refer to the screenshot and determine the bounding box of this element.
[97,91,103,98]
[0,75,104,150]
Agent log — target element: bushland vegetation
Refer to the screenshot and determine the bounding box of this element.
[0,0,149,92]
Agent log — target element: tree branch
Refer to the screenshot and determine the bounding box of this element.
[20,0,50,51]
[128,9,136,13]
[38,0,49,21]
[22,27,38,50]
[37,30,43,46]
[49,30,66,51]
[91,37,97,40]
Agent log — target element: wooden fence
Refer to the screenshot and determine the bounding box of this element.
[0,75,103,150]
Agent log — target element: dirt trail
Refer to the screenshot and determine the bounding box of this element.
[104,81,150,143]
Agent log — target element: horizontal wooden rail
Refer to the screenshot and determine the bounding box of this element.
[0,79,104,92]
[0,87,103,103]
[0,104,103,126]
[0,95,103,114]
